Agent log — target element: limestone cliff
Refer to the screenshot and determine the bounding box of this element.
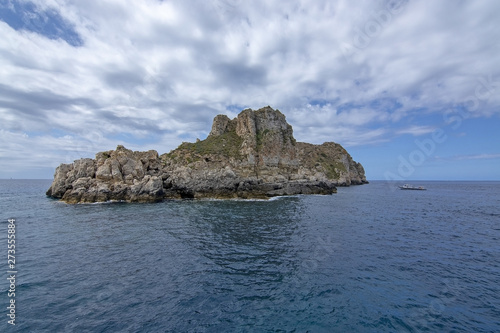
[46,106,367,203]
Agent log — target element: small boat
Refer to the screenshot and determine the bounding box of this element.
[399,184,426,190]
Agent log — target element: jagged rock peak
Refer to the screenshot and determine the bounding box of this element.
[209,106,292,138]
[209,114,232,137]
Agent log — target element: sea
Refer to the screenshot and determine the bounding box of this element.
[1,179,499,332]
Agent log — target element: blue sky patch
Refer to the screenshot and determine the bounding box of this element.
[0,0,83,46]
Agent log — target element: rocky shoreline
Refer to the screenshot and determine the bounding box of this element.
[46,107,367,203]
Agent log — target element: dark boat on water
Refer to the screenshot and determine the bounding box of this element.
[399,184,426,190]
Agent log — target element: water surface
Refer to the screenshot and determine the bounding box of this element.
[1,180,499,332]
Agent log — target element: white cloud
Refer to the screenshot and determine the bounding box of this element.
[396,126,437,136]
[0,0,499,178]
[452,154,500,161]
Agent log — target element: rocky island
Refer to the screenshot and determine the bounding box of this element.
[46,106,367,203]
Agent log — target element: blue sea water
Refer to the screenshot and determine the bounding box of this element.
[1,180,499,332]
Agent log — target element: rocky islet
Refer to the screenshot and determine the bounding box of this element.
[46,106,368,203]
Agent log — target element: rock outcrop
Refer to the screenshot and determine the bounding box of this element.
[46,106,367,203]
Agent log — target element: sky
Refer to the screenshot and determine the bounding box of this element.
[0,0,499,180]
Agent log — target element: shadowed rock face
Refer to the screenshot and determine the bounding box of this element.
[46,106,367,203]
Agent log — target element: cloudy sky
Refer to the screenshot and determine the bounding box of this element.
[1,0,499,180]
